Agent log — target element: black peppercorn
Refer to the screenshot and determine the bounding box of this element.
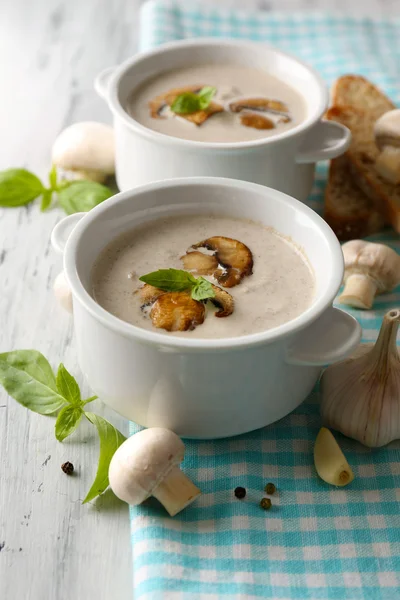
[234,486,246,499]
[61,461,74,475]
[264,482,276,495]
[260,497,272,510]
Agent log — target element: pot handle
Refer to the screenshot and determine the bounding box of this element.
[51,213,85,255]
[295,120,351,164]
[286,307,361,366]
[94,66,116,100]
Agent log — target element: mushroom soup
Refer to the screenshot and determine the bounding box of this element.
[126,64,306,143]
[91,215,315,338]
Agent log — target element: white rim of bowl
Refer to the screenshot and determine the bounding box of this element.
[64,177,344,352]
[106,38,329,151]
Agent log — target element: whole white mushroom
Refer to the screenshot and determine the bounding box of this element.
[52,122,115,183]
[53,271,73,313]
[109,428,201,516]
[338,240,400,309]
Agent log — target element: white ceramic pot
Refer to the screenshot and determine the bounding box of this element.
[95,39,350,201]
[51,177,361,439]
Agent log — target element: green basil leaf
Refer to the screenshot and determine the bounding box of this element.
[0,350,65,414]
[48,164,58,190]
[191,277,215,301]
[0,169,45,207]
[56,363,81,405]
[40,189,53,212]
[170,86,216,114]
[139,268,198,292]
[170,93,202,114]
[58,181,113,215]
[83,413,126,503]
[55,404,83,442]
[197,86,216,109]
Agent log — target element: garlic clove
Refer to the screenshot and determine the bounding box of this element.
[52,122,115,184]
[53,272,73,313]
[321,309,400,447]
[314,427,354,486]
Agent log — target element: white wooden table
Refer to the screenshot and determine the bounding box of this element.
[0,1,397,598]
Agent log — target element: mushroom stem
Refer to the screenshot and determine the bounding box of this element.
[70,168,109,183]
[339,274,377,309]
[152,465,201,517]
[375,146,400,185]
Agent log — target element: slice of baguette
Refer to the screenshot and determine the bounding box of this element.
[332,75,395,116]
[326,104,400,232]
[324,155,385,240]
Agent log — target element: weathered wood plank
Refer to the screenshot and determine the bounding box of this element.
[0,0,395,598]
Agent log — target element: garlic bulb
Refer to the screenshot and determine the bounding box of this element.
[321,309,400,447]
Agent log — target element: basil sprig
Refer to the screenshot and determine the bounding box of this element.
[0,350,125,502]
[139,268,215,301]
[170,86,217,115]
[0,165,113,214]
[83,413,126,503]
[58,181,113,215]
[0,169,45,207]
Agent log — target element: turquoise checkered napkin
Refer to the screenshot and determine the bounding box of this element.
[131,2,400,598]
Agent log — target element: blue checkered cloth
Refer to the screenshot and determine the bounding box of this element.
[130,2,400,598]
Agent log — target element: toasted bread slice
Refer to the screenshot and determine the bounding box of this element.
[326,104,400,232]
[332,75,395,116]
[324,156,385,240]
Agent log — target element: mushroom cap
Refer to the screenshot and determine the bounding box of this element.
[342,240,400,290]
[150,291,206,332]
[52,121,115,174]
[210,284,234,318]
[374,109,400,150]
[189,236,253,288]
[53,271,73,313]
[108,427,185,505]
[228,97,289,114]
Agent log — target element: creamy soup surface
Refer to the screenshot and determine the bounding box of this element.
[127,64,307,143]
[91,216,315,339]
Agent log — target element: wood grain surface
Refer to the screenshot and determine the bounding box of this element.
[0,1,397,599]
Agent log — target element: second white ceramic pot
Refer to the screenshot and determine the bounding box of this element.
[52,178,361,439]
[95,39,350,201]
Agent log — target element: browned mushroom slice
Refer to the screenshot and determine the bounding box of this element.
[229,98,289,114]
[181,103,224,126]
[139,284,164,305]
[163,85,203,105]
[149,96,167,119]
[210,285,234,318]
[168,98,224,126]
[240,114,275,130]
[150,291,205,332]
[192,236,253,288]
[149,85,224,126]
[149,85,202,119]
[181,251,219,276]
